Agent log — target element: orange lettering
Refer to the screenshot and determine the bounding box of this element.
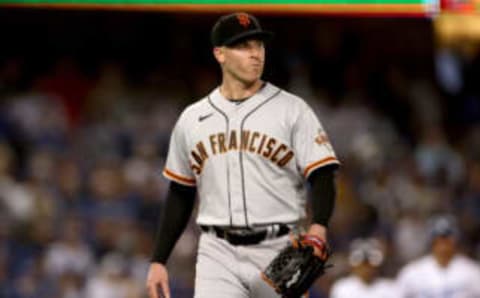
[229,130,238,151]
[191,163,201,175]
[218,133,227,153]
[191,151,203,167]
[209,134,217,155]
[196,142,209,160]
[249,132,260,153]
[277,150,294,167]
[241,130,250,151]
[257,134,267,154]
[262,138,276,158]
[270,144,287,163]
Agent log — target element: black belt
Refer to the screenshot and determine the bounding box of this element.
[200,224,290,246]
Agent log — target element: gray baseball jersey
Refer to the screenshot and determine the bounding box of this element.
[163,82,339,227]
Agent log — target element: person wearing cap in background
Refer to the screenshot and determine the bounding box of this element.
[330,238,400,298]
[86,253,142,298]
[396,214,480,298]
[146,11,339,298]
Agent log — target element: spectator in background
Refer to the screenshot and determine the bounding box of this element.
[34,56,92,129]
[85,252,142,298]
[84,161,137,259]
[330,237,399,298]
[396,214,480,298]
[129,226,153,294]
[457,160,480,252]
[0,142,35,223]
[392,210,429,264]
[11,256,57,298]
[7,92,69,151]
[84,61,131,124]
[123,137,168,230]
[44,216,93,278]
[56,271,85,298]
[1,15,480,298]
[24,149,60,219]
[54,157,85,215]
[0,218,13,298]
[414,125,465,189]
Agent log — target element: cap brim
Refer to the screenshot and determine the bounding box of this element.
[223,30,274,47]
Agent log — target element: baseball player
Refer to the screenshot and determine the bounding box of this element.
[396,214,480,298]
[330,238,400,298]
[146,12,340,298]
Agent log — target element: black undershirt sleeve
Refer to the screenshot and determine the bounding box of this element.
[151,181,197,264]
[307,165,338,228]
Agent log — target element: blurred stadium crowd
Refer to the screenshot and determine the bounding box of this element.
[1,11,480,298]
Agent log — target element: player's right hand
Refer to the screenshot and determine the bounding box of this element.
[146,262,171,298]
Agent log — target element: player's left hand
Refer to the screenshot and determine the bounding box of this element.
[261,229,331,298]
[306,224,329,260]
[301,234,329,261]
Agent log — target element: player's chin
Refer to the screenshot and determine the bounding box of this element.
[247,70,263,82]
[240,74,261,86]
[252,66,263,76]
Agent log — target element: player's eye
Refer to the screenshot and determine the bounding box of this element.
[233,40,264,50]
[252,40,265,48]
[234,41,249,49]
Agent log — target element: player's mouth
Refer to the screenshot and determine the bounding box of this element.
[251,64,263,71]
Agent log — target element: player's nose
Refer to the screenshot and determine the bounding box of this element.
[249,46,263,61]
[246,41,263,58]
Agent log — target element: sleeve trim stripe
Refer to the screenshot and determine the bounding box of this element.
[303,157,340,177]
[163,168,196,186]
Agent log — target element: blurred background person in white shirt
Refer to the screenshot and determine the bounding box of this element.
[396,214,480,298]
[330,237,399,298]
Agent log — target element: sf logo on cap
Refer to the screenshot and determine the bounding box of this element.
[237,13,251,28]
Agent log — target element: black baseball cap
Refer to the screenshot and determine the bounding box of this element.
[211,12,273,47]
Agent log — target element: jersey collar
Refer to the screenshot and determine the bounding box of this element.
[208,82,280,118]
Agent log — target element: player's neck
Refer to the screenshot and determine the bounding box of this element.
[219,79,264,101]
[358,275,375,285]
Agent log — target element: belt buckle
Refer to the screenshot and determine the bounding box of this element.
[222,229,230,242]
[223,228,248,245]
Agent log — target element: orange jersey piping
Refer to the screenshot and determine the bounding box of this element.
[163,168,196,186]
[303,157,339,177]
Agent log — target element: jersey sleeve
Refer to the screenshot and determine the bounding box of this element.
[470,263,480,295]
[163,114,196,187]
[379,279,403,298]
[293,104,340,178]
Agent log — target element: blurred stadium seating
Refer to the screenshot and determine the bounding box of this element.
[0,9,479,298]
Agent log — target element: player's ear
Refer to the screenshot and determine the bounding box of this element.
[213,47,225,64]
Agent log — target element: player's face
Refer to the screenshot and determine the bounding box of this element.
[352,262,377,283]
[215,39,265,85]
[432,236,456,258]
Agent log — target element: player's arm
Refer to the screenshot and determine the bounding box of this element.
[306,164,337,258]
[146,181,197,298]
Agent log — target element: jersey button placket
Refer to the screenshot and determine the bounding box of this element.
[229,118,244,226]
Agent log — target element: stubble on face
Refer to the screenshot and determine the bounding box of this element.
[222,40,265,86]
